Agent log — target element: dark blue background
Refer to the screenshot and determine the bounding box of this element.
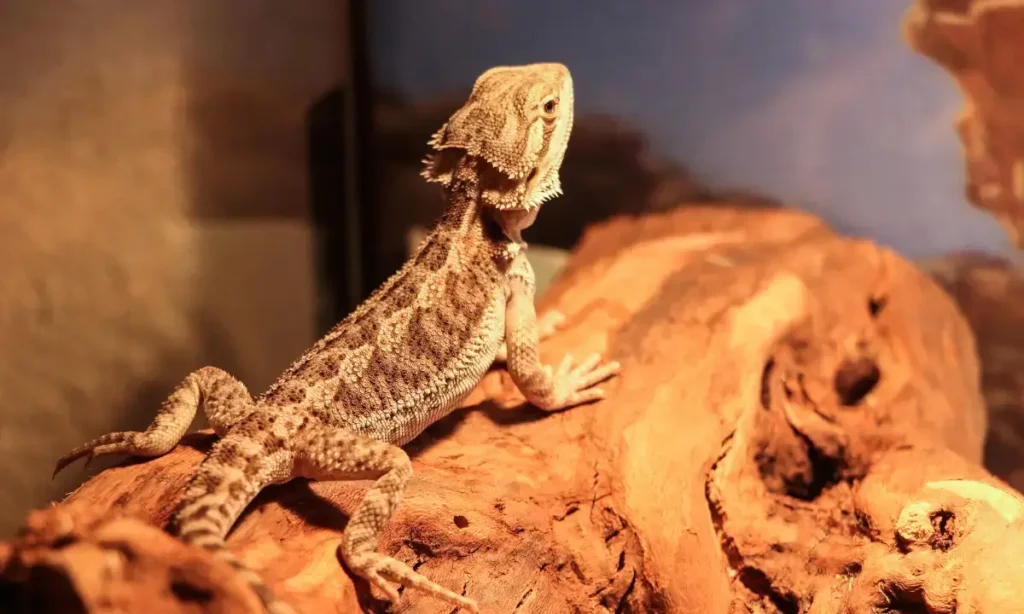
[370,1,1012,258]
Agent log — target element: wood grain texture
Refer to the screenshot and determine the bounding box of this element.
[3,203,1023,613]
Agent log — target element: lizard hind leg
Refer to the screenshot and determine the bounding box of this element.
[293,426,480,613]
[53,366,254,477]
[171,430,297,614]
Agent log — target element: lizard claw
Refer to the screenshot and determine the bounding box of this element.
[53,448,93,479]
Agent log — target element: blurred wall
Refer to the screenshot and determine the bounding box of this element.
[0,1,346,536]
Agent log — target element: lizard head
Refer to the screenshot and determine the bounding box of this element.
[421,62,574,213]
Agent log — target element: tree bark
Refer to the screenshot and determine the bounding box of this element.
[3,204,1022,613]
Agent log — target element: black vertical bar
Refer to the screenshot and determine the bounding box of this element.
[346,0,379,303]
[306,86,347,334]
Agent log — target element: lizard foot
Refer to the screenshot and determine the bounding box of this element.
[53,431,152,478]
[341,550,480,613]
[538,352,621,411]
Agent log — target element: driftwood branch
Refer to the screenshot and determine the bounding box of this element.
[922,251,1024,491]
[904,0,1024,246]
[3,204,1022,613]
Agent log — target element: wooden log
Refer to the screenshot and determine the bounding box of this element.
[919,251,1024,491]
[2,204,1022,613]
[903,0,1024,246]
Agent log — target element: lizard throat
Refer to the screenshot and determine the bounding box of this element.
[437,157,536,246]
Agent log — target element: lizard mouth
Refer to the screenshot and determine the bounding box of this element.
[495,206,539,238]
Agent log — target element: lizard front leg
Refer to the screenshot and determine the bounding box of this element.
[53,366,255,477]
[503,256,620,410]
[293,425,480,613]
[493,308,565,362]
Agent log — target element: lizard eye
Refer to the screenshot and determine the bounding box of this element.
[542,98,558,115]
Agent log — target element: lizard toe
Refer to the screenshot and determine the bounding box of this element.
[371,573,402,606]
[571,353,602,377]
[576,359,621,390]
[53,431,136,478]
[52,453,83,478]
[344,551,402,604]
[568,387,605,405]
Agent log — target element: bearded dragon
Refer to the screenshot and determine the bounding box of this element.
[53,62,619,613]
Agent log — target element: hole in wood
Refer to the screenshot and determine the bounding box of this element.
[51,534,77,550]
[736,567,799,614]
[834,356,880,406]
[787,435,843,502]
[170,580,214,604]
[929,510,956,551]
[868,294,887,317]
[880,581,929,613]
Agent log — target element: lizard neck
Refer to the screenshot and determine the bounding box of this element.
[435,157,514,252]
[437,186,489,243]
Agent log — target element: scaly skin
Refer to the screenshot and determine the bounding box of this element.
[54,62,620,614]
